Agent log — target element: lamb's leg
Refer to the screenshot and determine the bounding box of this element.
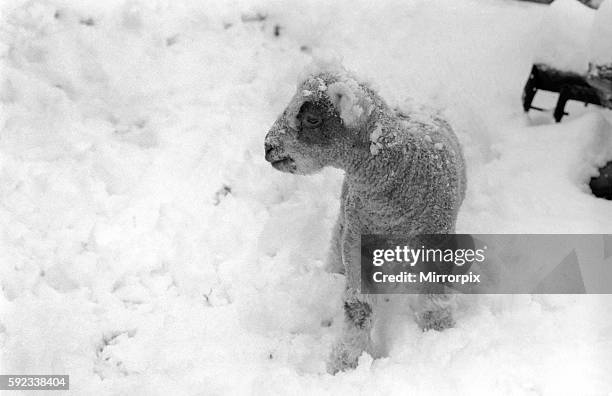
[327,288,374,374]
[327,216,374,374]
[325,179,348,274]
[414,231,457,331]
[414,292,455,331]
[325,216,345,274]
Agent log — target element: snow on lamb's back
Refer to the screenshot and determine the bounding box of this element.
[369,124,383,155]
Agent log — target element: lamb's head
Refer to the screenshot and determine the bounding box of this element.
[264,71,376,174]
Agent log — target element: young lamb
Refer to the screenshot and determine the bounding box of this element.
[264,64,466,374]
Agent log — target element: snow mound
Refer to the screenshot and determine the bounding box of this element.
[535,0,595,72]
[589,0,612,64]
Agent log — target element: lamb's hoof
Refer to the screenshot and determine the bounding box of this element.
[417,308,455,331]
[327,344,359,375]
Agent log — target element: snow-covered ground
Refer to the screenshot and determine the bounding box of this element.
[1,0,611,394]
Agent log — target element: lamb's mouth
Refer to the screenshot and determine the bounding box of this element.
[271,157,295,171]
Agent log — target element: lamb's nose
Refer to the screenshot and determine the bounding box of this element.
[264,142,275,162]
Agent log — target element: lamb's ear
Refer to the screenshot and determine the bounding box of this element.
[327,81,373,128]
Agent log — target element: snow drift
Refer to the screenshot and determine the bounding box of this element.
[0,0,611,394]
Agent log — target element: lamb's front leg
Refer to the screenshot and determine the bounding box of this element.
[327,218,374,374]
[325,180,348,274]
[328,288,374,374]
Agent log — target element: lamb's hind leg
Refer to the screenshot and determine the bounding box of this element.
[415,292,455,331]
[327,288,374,374]
[414,231,457,331]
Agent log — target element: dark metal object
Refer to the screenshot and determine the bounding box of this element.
[576,0,603,9]
[590,161,612,200]
[515,0,602,8]
[516,0,554,4]
[522,63,603,122]
[522,64,612,199]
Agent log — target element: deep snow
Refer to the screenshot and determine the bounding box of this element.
[0,0,611,395]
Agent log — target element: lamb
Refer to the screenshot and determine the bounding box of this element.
[264,63,466,374]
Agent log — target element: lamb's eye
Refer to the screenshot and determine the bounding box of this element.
[302,112,322,128]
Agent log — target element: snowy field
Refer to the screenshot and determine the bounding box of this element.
[1,0,612,394]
